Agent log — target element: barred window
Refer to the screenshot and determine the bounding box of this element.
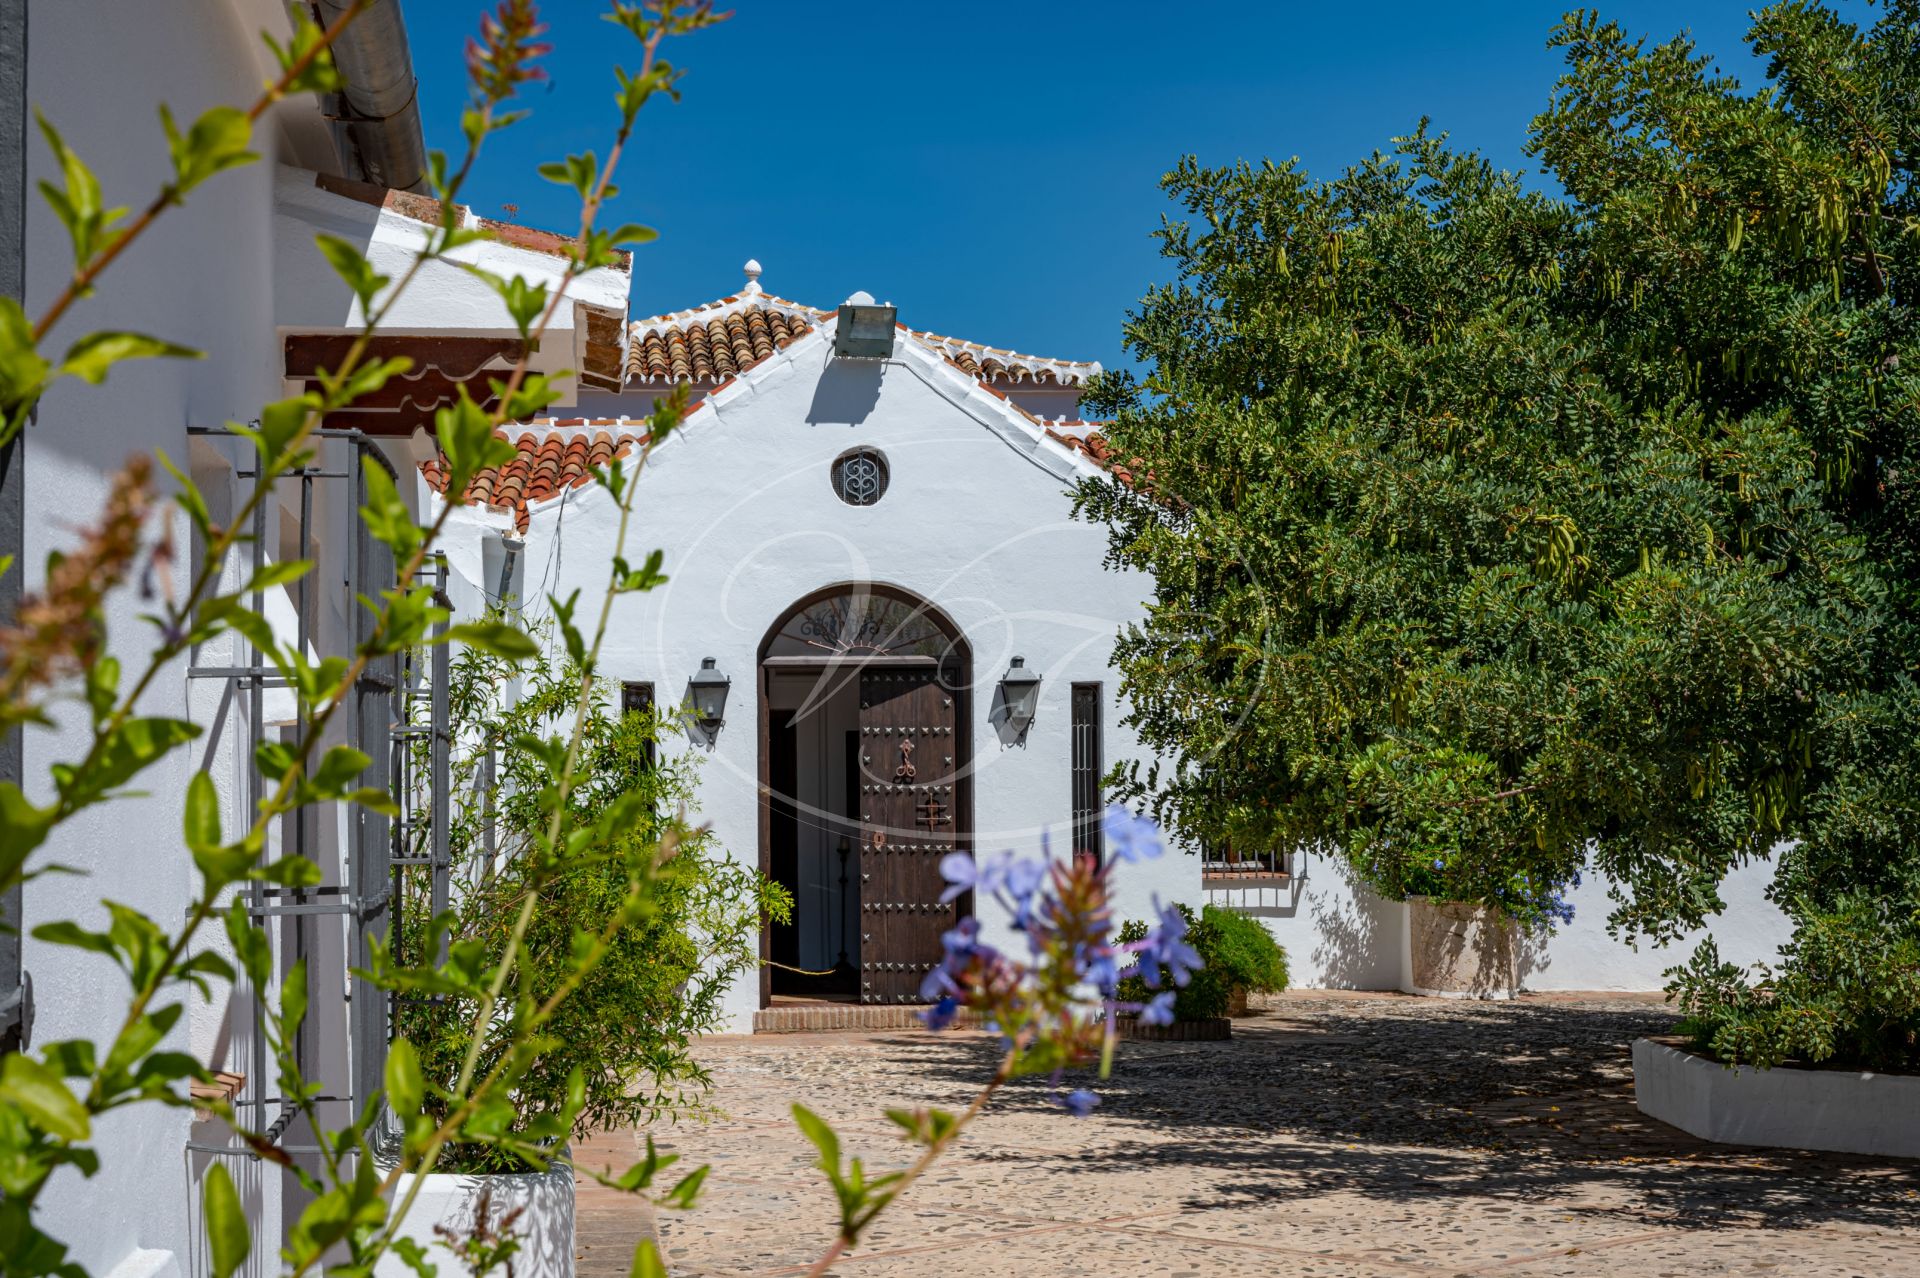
[1070,683,1104,863]
[830,448,889,506]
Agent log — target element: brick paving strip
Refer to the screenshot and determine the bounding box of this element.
[581,993,1919,1276]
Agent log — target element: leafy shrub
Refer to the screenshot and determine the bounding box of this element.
[1669,891,1920,1072]
[395,630,790,1170]
[1115,904,1232,1021]
[1200,904,1289,994]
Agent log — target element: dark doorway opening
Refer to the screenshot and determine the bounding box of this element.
[756,584,974,1010]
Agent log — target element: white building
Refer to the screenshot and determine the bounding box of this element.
[423,267,1195,1032]
[423,263,1793,1032]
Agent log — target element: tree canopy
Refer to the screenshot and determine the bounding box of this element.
[1080,2,1920,950]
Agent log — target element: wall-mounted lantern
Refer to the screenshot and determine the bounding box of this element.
[1000,656,1043,737]
[688,657,731,734]
[834,290,897,358]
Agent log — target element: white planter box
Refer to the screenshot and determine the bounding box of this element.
[1633,1038,1920,1158]
[375,1148,575,1278]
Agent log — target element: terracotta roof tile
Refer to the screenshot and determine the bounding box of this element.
[623,276,1100,388]
[422,425,647,531]
[1045,426,1145,486]
[626,300,820,384]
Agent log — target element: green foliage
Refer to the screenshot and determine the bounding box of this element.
[1116,905,1232,1021]
[1199,904,1289,995]
[1078,4,1920,953]
[1084,1,1920,1067]
[394,628,789,1171]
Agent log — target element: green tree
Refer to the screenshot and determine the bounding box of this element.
[1079,2,1919,964]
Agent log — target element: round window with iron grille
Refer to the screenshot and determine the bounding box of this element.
[830,447,889,507]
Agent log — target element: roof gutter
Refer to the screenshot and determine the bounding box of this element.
[314,0,429,194]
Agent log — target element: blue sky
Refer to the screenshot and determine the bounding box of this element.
[408,2,1778,373]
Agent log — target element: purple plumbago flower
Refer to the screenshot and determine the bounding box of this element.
[919,917,997,1001]
[939,849,1003,903]
[1083,946,1120,998]
[1131,898,1203,990]
[1054,1089,1102,1117]
[1139,991,1177,1027]
[915,812,1186,1123]
[920,995,960,1031]
[1103,805,1164,864]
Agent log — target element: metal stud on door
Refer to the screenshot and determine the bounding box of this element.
[858,666,960,1002]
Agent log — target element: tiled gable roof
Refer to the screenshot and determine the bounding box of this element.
[623,264,1099,389]
[910,330,1097,386]
[421,424,648,531]
[626,297,819,384]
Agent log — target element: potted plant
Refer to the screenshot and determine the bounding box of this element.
[1199,904,1289,1014]
[379,633,789,1271]
[1113,903,1258,1039]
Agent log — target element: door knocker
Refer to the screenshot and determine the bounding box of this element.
[894,738,916,783]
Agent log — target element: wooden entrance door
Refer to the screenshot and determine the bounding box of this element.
[857,664,961,1004]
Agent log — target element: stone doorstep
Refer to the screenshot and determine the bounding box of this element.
[1632,1037,1920,1159]
[752,1004,983,1033]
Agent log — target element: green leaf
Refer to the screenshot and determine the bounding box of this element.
[204,1162,250,1278]
[36,111,124,267]
[184,770,221,853]
[84,656,120,727]
[384,1037,424,1126]
[0,297,51,444]
[314,233,390,311]
[604,223,658,247]
[280,959,308,1039]
[52,717,200,811]
[246,559,313,593]
[310,746,371,796]
[791,1103,840,1173]
[443,620,539,661]
[224,900,271,987]
[55,332,201,385]
[0,1054,90,1141]
[661,1163,707,1210]
[30,921,117,960]
[435,390,517,499]
[629,1239,669,1278]
[359,462,421,560]
[161,104,256,194]
[0,782,58,880]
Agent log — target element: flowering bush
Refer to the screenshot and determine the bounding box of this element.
[1114,902,1288,1022]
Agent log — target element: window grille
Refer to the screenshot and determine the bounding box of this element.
[830,447,889,506]
[622,681,657,769]
[1201,842,1291,881]
[1070,683,1103,863]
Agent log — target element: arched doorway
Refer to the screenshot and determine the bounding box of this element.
[756,584,972,1008]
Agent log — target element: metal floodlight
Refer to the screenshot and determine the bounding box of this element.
[1000,656,1043,736]
[834,290,897,358]
[688,656,731,732]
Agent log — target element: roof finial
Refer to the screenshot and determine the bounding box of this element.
[742,257,763,294]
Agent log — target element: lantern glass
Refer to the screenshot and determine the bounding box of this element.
[689,657,731,729]
[1001,656,1043,734]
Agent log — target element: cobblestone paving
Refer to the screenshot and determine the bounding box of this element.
[627,993,1919,1276]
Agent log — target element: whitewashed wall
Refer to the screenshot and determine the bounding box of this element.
[1209,846,1790,993]
[436,322,1205,1032]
